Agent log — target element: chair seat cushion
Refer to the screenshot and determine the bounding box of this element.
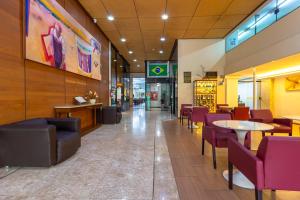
[56,131,80,163]
[269,123,291,133]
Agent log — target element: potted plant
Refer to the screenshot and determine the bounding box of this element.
[85,90,98,104]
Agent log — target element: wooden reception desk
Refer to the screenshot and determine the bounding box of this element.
[54,103,103,135]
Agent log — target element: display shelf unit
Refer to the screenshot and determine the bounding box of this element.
[193,80,217,112]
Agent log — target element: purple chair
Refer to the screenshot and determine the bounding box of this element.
[250,109,292,137]
[180,104,192,125]
[228,136,300,200]
[202,113,251,169]
[188,106,209,133]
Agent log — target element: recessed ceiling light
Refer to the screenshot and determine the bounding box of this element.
[120,65,123,68]
[137,64,140,67]
[120,38,126,42]
[93,18,97,23]
[128,50,133,54]
[133,59,137,62]
[160,37,166,42]
[113,59,117,62]
[159,50,164,54]
[161,13,169,20]
[107,15,114,21]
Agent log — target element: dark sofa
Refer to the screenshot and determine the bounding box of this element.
[0,118,81,167]
[102,106,122,124]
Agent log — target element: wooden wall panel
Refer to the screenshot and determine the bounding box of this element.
[0,0,110,127]
[25,60,65,118]
[0,1,25,125]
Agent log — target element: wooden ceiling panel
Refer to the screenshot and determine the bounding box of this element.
[79,0,266,72]
[213,15,246,29]
[115,18,140,31]
[195,0,232,17]
[183,29,207,38]
[101,0,137,18]
[79,0,107,18]
[205,28,231,38]
[135,0,166,18]
[139,18,164,31]
[167,0,199,17]
[188,16,220,30]
[165,17,191,30]
[225,0,265,15]
[96,19,117,31]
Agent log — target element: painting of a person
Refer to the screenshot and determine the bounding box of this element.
[49,23,65,69]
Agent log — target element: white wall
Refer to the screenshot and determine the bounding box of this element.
[226,7,300,74]
[177,39,226,116]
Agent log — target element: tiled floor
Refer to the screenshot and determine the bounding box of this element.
[0,109,179,200]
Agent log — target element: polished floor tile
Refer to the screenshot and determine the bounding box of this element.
[0,109,179,200]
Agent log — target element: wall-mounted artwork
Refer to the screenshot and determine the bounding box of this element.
[25,0,102,80]
[285,75,300,91]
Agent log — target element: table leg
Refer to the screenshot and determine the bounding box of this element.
[223,129,254,189]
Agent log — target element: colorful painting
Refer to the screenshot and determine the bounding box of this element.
[25,0,101,80]
[285,75,300,91]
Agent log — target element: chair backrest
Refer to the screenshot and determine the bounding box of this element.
[250,109,273,123]
[257,136,300,190]
[181,104,192,110]
[232,107,250,120]
[204,113,232,127]
[191,106,209,122]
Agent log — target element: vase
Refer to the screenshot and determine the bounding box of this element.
[89,99,96,104]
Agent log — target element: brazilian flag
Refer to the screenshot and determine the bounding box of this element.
[148,63,169,77]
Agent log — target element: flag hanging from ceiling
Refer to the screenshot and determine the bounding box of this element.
[148,63,169,78]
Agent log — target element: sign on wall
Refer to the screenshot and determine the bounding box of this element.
[147,63,169,78]
[25,0,102,80]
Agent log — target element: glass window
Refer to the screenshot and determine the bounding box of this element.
[225,0,300,52]
[277,0,300,19]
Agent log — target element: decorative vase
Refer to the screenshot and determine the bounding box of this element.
[89,99,96,104]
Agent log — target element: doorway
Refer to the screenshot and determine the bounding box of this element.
[132,78,145,109]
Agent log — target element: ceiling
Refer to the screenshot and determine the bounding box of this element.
[79,0,266,73]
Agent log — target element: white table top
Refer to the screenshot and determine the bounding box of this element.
[213,120,274,131]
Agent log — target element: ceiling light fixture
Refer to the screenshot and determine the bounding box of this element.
[113,59,117,62]
[137,64,140,67]
[107,15,115,21]
[159,50,164,54]
[128,50,133,54]
[161,13,169,20]
[93,18,97,23]
[120,38,126,42]
[160,37,166,42]
[133,59,137,62]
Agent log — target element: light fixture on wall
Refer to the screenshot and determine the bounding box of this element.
[256,65,300,79]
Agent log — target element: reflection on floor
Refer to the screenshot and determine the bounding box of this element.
[163,120,300,200]
[0,109,179,200]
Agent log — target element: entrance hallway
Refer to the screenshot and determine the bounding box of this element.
[0,109,178,200]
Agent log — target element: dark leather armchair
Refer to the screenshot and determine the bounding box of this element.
[250,109,292,137]
[0,118,81,167]
[102,106,122,124]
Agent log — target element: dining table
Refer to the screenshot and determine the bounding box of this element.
[213,120,274,189]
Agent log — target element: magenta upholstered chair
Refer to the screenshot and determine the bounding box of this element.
[228,136,300,200]
[180,104,192,125]
[202,113,251,169]
[188,106,209,133]
[250,109,292,137]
